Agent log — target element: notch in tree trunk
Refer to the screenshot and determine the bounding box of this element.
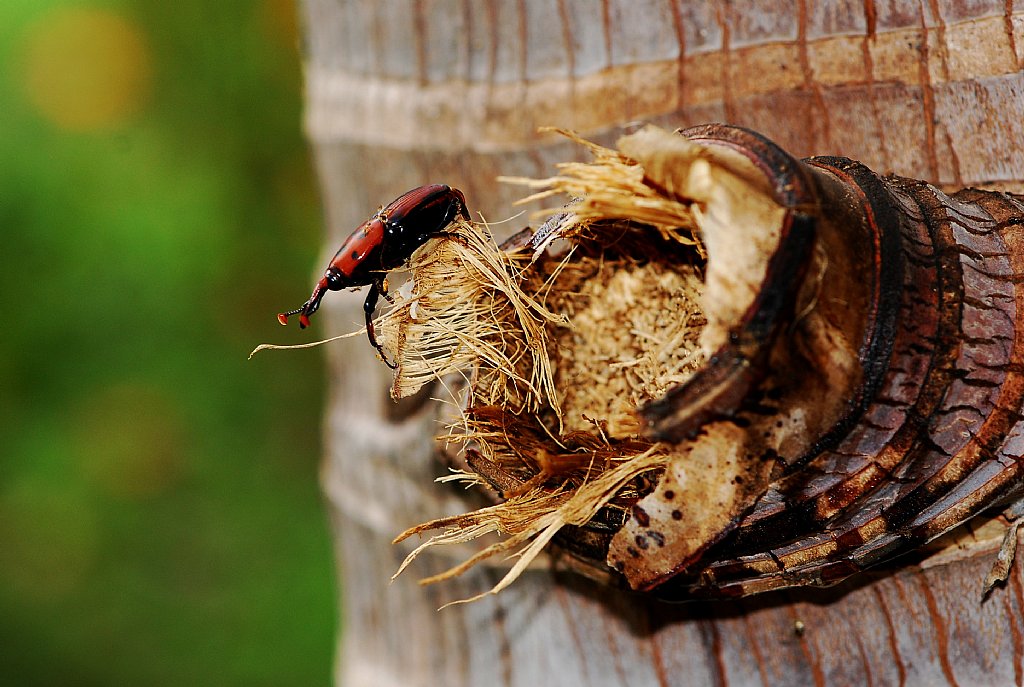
[366,124,1024,602]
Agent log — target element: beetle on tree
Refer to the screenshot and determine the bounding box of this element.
[278,184,469,367]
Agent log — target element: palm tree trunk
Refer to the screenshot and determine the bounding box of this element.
[300,2,1024,684]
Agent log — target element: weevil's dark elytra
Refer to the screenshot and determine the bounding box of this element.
[278,184,470,367]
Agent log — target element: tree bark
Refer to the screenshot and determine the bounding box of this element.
[299,2,1024,685]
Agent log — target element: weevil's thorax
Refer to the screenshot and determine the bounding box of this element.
[326,216,387,288]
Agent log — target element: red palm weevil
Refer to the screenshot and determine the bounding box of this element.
[278,184,470,368]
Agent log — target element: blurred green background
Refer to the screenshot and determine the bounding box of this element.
[1,0,336,684]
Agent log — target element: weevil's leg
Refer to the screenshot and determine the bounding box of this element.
[363,280,397,369]
[449,189,471,222]
[982,497,1024,598]
[362,281,380,343]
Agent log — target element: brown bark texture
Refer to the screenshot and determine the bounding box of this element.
[298,1,1024,685]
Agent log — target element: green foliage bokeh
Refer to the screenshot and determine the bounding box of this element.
[0,0,335,684]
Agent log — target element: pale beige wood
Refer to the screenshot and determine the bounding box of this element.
[299,2,1024,684]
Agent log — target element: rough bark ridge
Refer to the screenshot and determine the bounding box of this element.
[300,2,1024,685]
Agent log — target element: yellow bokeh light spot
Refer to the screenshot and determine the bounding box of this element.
[261,0,299,50]
[21,7,152,131]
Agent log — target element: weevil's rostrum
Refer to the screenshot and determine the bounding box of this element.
[386,125,1024,600]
